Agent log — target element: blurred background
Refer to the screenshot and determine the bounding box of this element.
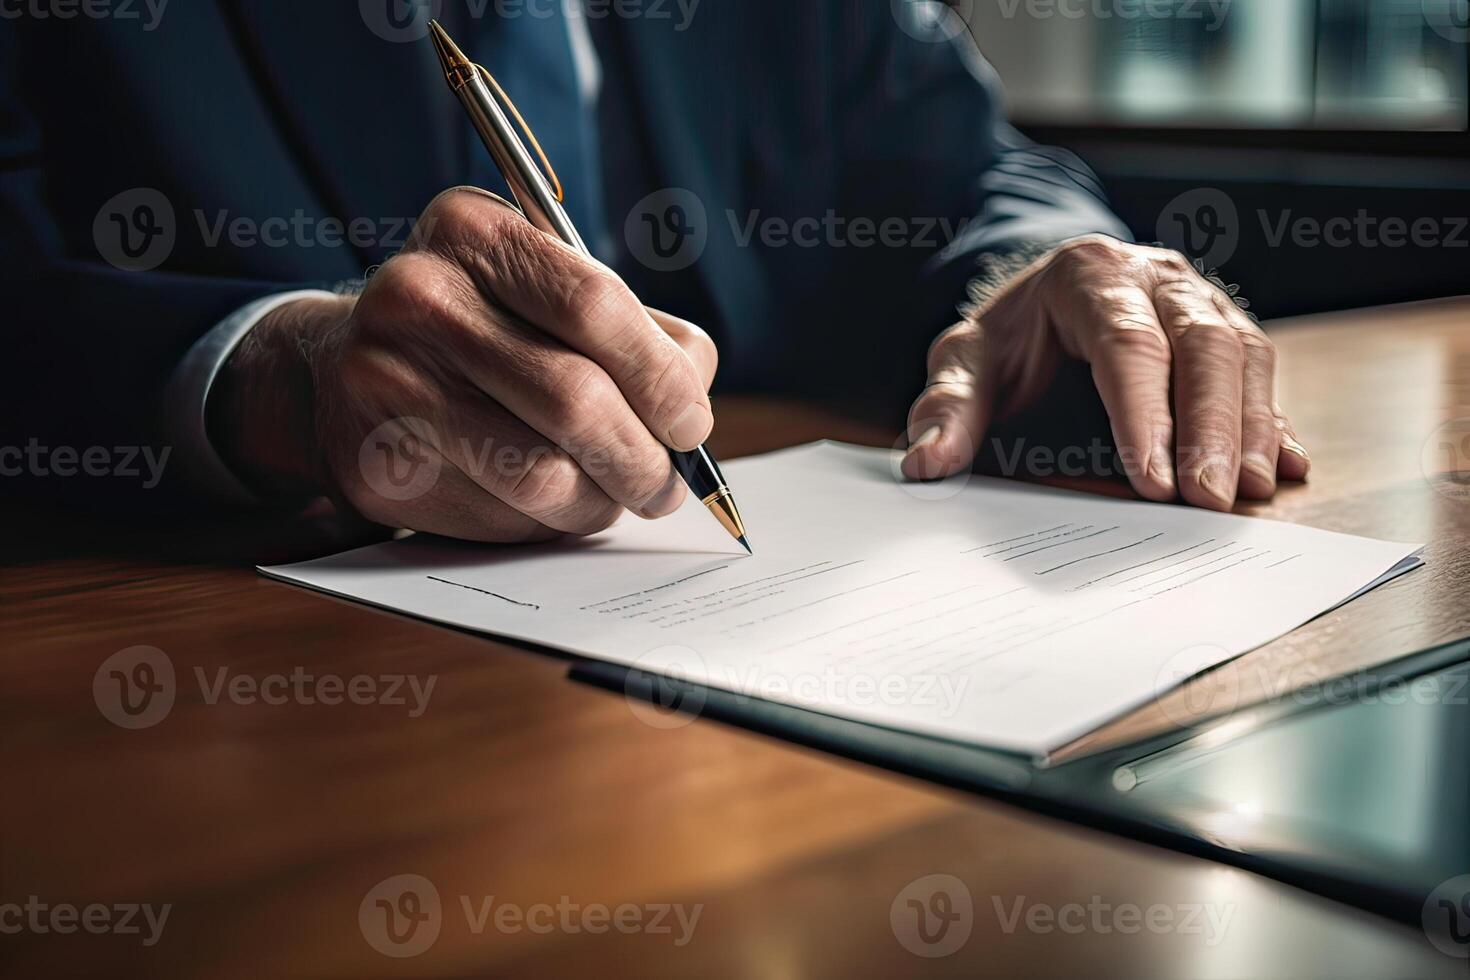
[958,0,1470,318]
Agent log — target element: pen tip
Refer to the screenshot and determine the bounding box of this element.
[737,536,752,555]
[427,19,474,85]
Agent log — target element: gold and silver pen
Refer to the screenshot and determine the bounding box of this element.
[427,20,749,552]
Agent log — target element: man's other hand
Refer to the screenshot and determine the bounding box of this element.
[902,236,1310,511]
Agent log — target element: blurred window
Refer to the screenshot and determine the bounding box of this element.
[963,0,1469,130]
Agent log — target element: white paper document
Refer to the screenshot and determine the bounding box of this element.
[262,443,1422,756]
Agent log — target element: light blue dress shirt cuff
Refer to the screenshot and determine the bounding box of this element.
[165,289,337,506]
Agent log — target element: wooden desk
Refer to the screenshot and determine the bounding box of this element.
[3,299,1468,978]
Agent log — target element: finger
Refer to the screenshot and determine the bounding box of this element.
[1153,277,1245,512]
[1212,292,1279,500]
[1073,284,1177,502]
[901,321,988,481]
[1275,409,1312,482]
[647,308,718,391]
[454,308,684,519]
[439,396,625,535]
[428,190,713,452]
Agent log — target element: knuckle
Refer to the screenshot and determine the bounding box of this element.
[337,348,435,411]
[360,254,444,325]
[1238,328,1277,364]
[421,187,498,241]
[505,447,583,514]
[1170,317,1244,359]
[1243,405,1279,433]
[623,457,673,508]
[566,267,641,342]
[926,323,976,373]
[1055,234,1122,264]
[1094,321,1171,361]
[543,362,616,440]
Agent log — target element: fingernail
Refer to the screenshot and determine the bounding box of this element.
[668,403,713,451]
[1147,438,1176,493]
[639,474,685,518]
[1199,459,1236,509]
[906,425,943,458]
[903,426,944,479]
[1282,436,1311,463]
[1243,451,1276,486]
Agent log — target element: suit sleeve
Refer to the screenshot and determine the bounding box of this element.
[0,23,314,510]
[836,3,1133,306]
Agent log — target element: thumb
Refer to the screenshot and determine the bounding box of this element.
[901,321,990,481]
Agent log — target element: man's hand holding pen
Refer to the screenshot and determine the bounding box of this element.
[210,187,719,543]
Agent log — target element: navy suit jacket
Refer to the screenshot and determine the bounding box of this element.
[0,1,1128,503]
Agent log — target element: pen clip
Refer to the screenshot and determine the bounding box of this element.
[476,64,566,204]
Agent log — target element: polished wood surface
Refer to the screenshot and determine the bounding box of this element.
[4,299,1468,978]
